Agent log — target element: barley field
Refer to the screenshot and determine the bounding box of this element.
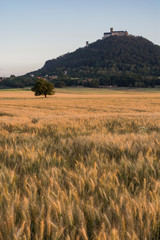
[0,88,160,239]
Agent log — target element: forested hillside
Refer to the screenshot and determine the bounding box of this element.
[29,35,160,87]
[36,35,160,76]
[1,35,160,88]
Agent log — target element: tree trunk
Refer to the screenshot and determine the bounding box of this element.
[45,95,47,98]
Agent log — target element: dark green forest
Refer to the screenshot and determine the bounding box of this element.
[1,35,160,88]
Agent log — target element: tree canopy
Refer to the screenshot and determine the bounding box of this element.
[31,78,55,98]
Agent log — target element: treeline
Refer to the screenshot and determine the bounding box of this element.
[51,73,160,88]
[0,76,37,88]
[0,73,160,89]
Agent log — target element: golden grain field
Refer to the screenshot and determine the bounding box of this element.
[0,88,160,239]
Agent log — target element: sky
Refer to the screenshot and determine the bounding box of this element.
[0,0,160,77]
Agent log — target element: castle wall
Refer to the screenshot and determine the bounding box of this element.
[103,33,111,38]
[111,31,128,36]
[103,28,128,39]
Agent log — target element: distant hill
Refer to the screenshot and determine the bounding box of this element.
[27,35,160,87]
[1,35,160,88]
[32,35,160,75]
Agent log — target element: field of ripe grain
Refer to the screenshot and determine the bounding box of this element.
[0,88,160,239]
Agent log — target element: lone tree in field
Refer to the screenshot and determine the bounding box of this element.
[32,78,55,98]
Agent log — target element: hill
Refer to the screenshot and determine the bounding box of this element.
[29,35,160,87]
[35,36,160,75]
[1,35,160,88]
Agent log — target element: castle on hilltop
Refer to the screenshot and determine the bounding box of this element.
[103,28,128,39]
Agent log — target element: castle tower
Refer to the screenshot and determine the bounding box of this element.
[86,41,89,47]
[110,27,113,33]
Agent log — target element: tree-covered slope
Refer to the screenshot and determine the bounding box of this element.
[32,35,160,77]
[1,35,160,88]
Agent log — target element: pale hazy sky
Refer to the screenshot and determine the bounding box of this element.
[0,0,160,77]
